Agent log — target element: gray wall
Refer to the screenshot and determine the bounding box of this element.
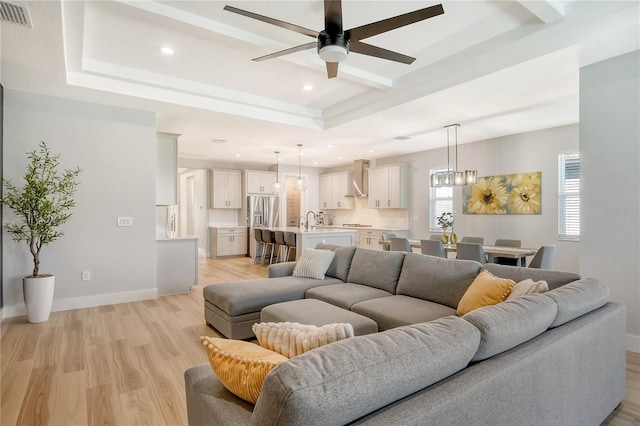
[579,50,640,351]
[375,124,580,273]
[2,90,157,315]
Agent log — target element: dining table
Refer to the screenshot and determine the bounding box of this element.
[380,240,537,267]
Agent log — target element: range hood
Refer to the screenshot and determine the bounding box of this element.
[347,159,370,197]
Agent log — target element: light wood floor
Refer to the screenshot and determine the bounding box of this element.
[1,256,638,426]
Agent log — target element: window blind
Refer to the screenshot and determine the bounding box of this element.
[430,168,453,231]
[558,153,580,240]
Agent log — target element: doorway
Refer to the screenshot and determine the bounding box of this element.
[186,176,195,237]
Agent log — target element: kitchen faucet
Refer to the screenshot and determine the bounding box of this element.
[305,211,316,231]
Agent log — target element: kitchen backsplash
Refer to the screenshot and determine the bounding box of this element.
[209,209,243,227]
[326,198,409,229]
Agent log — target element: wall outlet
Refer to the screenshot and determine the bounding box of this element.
[82,271,91,281]
[117,217,133,227]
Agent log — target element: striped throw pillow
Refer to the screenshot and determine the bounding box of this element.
[292,248,335,280]
[253,321,354,358]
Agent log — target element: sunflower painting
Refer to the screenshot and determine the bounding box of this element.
[463,172,541,215]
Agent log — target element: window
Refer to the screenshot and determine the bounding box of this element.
[558,153,580,240]
[430,168,453,232]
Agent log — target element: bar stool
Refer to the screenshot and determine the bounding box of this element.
[274,231,287,263]
[261,229,276,266]
[284,231,297,261]
[253,228,266,265]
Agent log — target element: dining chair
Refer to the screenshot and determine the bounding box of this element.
[461,236,484,245]
[528,245,556,269]
[380,233,397,251]
[390,237,413,252]
[456,242,486,264]
[429,234,442,241]
[420,239,447,258]
[492,238,522,265]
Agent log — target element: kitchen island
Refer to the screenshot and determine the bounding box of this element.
[252,227,357,263]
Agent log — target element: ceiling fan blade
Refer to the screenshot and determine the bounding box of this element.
[224,5,318,38]
[349,41,415,64]
[347,4,444,42]
[252,42,317,62]
[324,0,343,34]
[326,61,339,78]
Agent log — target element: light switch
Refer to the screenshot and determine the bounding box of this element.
[117,217,133,227]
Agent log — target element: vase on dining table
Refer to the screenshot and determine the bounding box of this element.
[441,230,449,245]
[449,228,457,244]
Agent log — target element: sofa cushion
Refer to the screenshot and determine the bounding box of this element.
[200,336,287,404]
[396,253,483,309]
[252,316,481,426]
[462,293,557,361]
[292,248,335,280]
[253,321,354,358]
[457,270,515,316]
[315,243,357,282]
[203,276,342,316]
[506,279,548,300]
[351,295,457,331]
[545,277,610,328]
[305,283,392,310]
[346,248,405,293]
[483,264,581,290]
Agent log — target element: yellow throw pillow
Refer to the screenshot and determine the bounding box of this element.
[457,270,515,316]
[200,336,288,404]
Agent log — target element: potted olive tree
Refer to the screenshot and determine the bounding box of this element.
[1,141,81,323]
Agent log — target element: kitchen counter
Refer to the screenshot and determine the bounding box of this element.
[251,227,357,261]
[156,237,198,295]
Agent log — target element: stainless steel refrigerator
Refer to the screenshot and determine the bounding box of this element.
[246,195,279,256]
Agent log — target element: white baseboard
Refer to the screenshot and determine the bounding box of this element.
[627,333,640,353]
[1,288,158,319]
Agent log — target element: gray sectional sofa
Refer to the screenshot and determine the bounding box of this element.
[188,244,626,425]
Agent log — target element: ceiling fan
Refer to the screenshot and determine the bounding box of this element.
[224,1,444,78]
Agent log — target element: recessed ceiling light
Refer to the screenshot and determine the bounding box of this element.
[160,46,174,55]
[234,154,241,157]
[302,84,313,91]
[313,161,318,165]
[327,144,333,148]
[337,156,343,160]
[368,149,374,153]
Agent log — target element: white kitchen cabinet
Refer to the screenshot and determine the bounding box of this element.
[246,170,276,195]
[156,132,179,206]
[319,172,353,210]
[210,169,242,209]
[368,164,408,209]
[210,227,247,258]
[359,229,383,250]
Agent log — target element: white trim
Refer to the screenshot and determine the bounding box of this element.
[1,288,158,319]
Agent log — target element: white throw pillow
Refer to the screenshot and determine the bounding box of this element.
[292,248,335,280]
[506,278,549,300]
[253,321,354,358]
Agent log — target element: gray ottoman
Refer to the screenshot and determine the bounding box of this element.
[261,299,378,336]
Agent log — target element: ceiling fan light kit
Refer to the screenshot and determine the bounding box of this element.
[224,1,444,78]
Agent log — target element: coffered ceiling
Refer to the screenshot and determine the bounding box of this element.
[1,1,638,167]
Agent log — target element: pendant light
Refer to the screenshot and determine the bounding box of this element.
[430,124,478,187]
[294,144,307,191]
[271,151,283,193]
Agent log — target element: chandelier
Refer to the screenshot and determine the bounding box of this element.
[430,124,477,187]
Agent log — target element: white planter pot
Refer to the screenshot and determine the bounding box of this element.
[23,275,55,323]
